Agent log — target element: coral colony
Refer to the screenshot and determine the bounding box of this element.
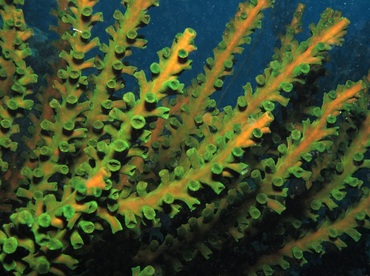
[0,0,368,275]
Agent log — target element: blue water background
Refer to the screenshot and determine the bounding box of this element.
[23,0,369,108]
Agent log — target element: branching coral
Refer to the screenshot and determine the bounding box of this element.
[0,0,369,275]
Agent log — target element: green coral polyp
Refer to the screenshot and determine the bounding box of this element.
[280,82,294,93]
[71,230,84,249]
[11,210,33,226]
[11,82,25,94]
[93,120,104,132]
[40,119,55,131]
[112,60,124,71]
[293,63,310,76]
[354,211,366,223]
[312,106,323,117]
[344,176,360,187]
[139,265,156,276]
[301,152,313,162]
[85,201,98,213]
[262,100,275,111]
[315,41,327,52]
[142,206,156,220]
[3,237,18,254]
[224,59,233,70]
[59,141,72,153]
[262,157,276,173]
[174,166,185,178]
[107,159,121,172]
[162,193,174,204]
[40,146,52,157]
[136,181,148,196]
[150,62,161,74]
[251,169,262,183]
[114,44,126,55]
[6,99,18,110]
[188,179,201,192]
[326,114,337,124]
[335,162,344,173]
[32,167,44,179]
[291,129,302,141]
[249,206,261,220]
[214,78,224,89]
[62,204,76,219]
[101,99,113,111]
[231,146,244,158]
[91,187,102,197]
[37,213,52,228]
[166,79,182,91]
[106,79,117,89]
[255,74,266,86]
[271,177,283,189]
[331,189,346,201]
[256,193,268,205]
[47,238,63,251]
[36,257,50,274]
[237,95,248,108]
[78,221,95,234]
[252,128,263,139]
[124,211,137,229]
[353,152,364,162]
[211,163,223,175]
[313,141,326,152]
[126,29,138,40]
[130,115,146,129]
[81,30,91,40]
[202,207,214,223]
[112,139,128,152]
[177,49,188,61]
[81,6,93,17]
[292,247,304,260]
[328,228,338,239]
[160,47,171,59]
[63,120,75,132]
[69,70,80,81]
[288,166,305,178]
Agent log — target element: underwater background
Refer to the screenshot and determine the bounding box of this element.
[10,0,370,274]
[23,0,369,109]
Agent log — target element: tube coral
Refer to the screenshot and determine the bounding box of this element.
[0,0,369,275]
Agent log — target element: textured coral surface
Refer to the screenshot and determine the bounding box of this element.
[0,0,369,275]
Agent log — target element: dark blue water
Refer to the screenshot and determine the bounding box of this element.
[24,0,369,107]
